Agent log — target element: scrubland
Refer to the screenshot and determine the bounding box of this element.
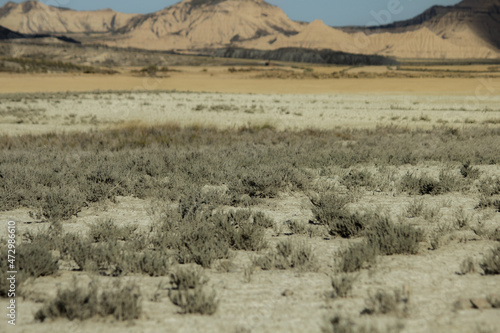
[0,91,499,333]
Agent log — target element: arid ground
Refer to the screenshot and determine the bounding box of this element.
[0,68,500,333]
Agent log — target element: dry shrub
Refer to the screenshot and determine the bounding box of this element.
[35,280,141,322]
[480,245,500,275]
[366,217,423,256]
[330,273,357,298]
[322,314,403,333]
[253,239,317,271]
[153,201,270,267]
[362,287,410,316]
[311,192,367,238]
[88,218,137,242]
[17,242,58,281]
[168,266,218,315]
[338,242,377,273]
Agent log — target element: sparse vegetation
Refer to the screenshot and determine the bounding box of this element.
[0,90,499,331]
[459,257,477,275]
[35,280,141,322]
[253,239,317,271]
[311,192,369,238]
[0,56,116,74]
[362,287,410,316]
[365,216,423,256]
[322,314,404,333]
[480,245,500,275]
[168,266,218,315]
[337,241,377,273]
[330,273,357,298]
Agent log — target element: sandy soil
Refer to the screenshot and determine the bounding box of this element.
[1,70,500,95]
[0,89,499,136]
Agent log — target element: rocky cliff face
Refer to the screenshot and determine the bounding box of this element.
[0,1,137,34]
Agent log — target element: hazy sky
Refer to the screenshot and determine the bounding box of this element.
[0,0,463,26]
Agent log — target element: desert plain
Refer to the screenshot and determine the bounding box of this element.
[0,63,500,333]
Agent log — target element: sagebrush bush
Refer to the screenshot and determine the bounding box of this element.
[330,273,357,298]
[168,266,218,315]
[153,202,270,267]
[253,239,317,271]
[58,233,162,276]
[35,281,99,321]
[99,281,142,321]
[459,257,477,275]
[36,187,86,222]
[405,198,425,218]
[342,169,374,189]
[88,219,137,242]
[311,192,366,238]
[17,242,59,281]
[35,280,141,322]
[322,314,402,333]
[477,196,500,211]
[1,238,59,298]
[399,170,462,196]
[2,124,500,220]
[480,245,500,275]
[366,217,423,256]
[337,242,377,273]
[131,250,170,277]
[459,161,480,179]
[362,287,410,316]
[400,173,441,195]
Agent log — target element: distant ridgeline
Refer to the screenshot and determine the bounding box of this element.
[0,25,80,44]
[209,47,398,66]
